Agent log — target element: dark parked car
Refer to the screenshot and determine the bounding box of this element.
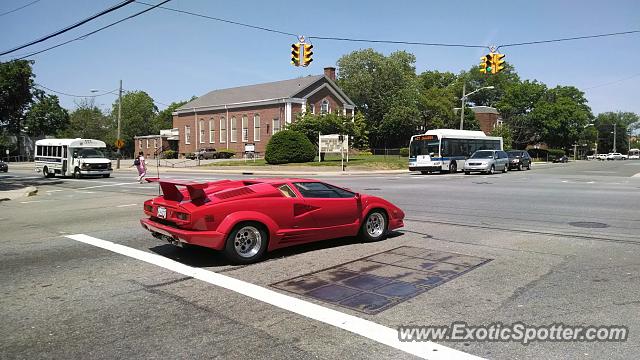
[0,160,7,172]
[507,150,532,170]
[552,155,568,163]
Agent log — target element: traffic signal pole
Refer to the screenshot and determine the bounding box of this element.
[459,82,466,130]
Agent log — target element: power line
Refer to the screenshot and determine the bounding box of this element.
[15,0,171,60]
[134,1,297,37]
[497,30,640,49]
[583,72,640,90]
[36,84,118,97]
[0,0,136,56]
[0,0,42,17]
[308,36,487,48]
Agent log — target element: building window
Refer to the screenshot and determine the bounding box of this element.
[219,117,226,143]
[199,119,205,143]
[185,125,191,144]
[321,99,330,114]
[209,119,215,143]
[242,115,248,142]
[146,139,149,148]
[230,116,237,142]
[272,118,281,135]
[254,114,260,141]
[310,104,315,114]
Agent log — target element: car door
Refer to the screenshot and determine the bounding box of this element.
[292,182,360,240]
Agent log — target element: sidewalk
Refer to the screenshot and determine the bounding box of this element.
[5,162,409,176]
[0,186,37,201]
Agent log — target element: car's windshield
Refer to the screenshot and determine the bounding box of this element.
[507,151,522,158]
[470,151,494,159]
[77,148,105,158]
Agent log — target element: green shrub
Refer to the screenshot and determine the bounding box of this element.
[162,149,177,159]
[184,152,195,159]
[217,149,235,159]
[265,130,316,164]
[399,147,410,157]
[358,150,373,156]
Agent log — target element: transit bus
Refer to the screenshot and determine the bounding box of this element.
[629,148,639,160]
[34,138,113,178]
[409,129,503,174]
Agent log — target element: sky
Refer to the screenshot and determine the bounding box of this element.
[1,0,639,117]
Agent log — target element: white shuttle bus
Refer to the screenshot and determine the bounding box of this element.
[35,138,113,178]
[409,129,503,174]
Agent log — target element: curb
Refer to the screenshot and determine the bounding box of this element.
[0,186,38,202]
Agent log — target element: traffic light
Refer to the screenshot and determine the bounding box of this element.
[479,54,491,74]
[492,53,505,74]
[291,43,301,66]
[302,44,313,67]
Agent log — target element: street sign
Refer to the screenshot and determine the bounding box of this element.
[115,139,124,149]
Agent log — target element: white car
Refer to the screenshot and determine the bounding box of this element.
[596,154,608,161]
[621,154,628,160]
[586,155,595,160]
[606,153,624,160]
[629,154,640,160]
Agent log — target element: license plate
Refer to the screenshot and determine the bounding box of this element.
[157,207,166,219]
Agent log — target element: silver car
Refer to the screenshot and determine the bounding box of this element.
[464,150,509,175]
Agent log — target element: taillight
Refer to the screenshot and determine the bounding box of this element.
[144,204,153,212]
[175,212,190,221]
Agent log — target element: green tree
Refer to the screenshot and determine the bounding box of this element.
[417,71,458,131]
[490,124,513,150]
[0,60,36,152]
[457,62,521,107]
[337,49,420,147]
[595,111,639,153]
[496,80,548,147]
[60,99,112,141]
[111,91,157,154]
[24,94,69,137]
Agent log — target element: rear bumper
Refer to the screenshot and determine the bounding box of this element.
[140,218,226,250]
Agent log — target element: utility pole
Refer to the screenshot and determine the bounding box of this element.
[613,123,617,153]
[117,80,122,169]
[459,82,466,130]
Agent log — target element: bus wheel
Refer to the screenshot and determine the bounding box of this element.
[420,171,429,175]
[449,161,457,173]
[43,166,54,178]
[73,168,82,179]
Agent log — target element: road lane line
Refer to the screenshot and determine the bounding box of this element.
[46,189,63,193]
[20,200,44,204]
[64,234,479,360]
[116,204,137,208]
[76,182,139,190]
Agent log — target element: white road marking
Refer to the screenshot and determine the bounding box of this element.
[46,189,63,193]
[78,191,96,194]
[116,204,137,208]
[20,200,44,204]
[76,182,139,190]
[65,234,478,360]
[633,172,640,178]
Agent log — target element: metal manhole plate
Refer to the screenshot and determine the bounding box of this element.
[271,246,492,314]
[473,181,492,185]
[364,188,381,191]
[568,222,609,228]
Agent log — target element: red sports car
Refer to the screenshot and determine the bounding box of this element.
[140,178,404,263]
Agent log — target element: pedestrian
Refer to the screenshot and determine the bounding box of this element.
[132,151,147,183]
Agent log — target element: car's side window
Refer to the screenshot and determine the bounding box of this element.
[278,184,297,198]
[293,182,354,199]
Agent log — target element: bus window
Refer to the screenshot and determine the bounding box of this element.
[441,139,450,157]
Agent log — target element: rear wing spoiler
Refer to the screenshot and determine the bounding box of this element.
[145,178,231,203]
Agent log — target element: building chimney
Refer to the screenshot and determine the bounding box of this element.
[324,67,336,81]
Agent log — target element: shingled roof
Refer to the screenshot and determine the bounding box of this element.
[176,75,334,112]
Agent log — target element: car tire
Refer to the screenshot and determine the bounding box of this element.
[449,161,457,174]
[359,209,388,242]
[503,164,508,173]
[224,222,268,264]
[527,162,531,170]
[102,174,110,178]
[465,171,470,175]
[487,165,494,175]
[517,163,522,171]
[420,171,429,175]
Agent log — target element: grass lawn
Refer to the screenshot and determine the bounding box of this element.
[207,154,408,170]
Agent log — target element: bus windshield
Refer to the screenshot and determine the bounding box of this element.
[410,140,440,157]
[77,148,105,158]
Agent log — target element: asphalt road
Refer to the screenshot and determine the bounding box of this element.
[1,160,639,359]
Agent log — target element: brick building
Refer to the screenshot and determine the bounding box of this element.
[172,67,355,157]
[134,129,179,159]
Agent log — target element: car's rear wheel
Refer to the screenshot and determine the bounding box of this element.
[502,164,508,173]
[359,210,387,242]
[224,222,268,264]
[465,171,470,175]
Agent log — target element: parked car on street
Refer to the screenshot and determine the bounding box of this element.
[507,150,532,170]
[464,150,509,175]
[606,153,624,160]
[0,160,8,172]
[629,148,639,160]
[596,153,608,161]
[140,178,405,264]
[552,155,568,163]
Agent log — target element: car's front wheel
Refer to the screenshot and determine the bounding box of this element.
[224,222,268,264]
[359,210,388,242]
